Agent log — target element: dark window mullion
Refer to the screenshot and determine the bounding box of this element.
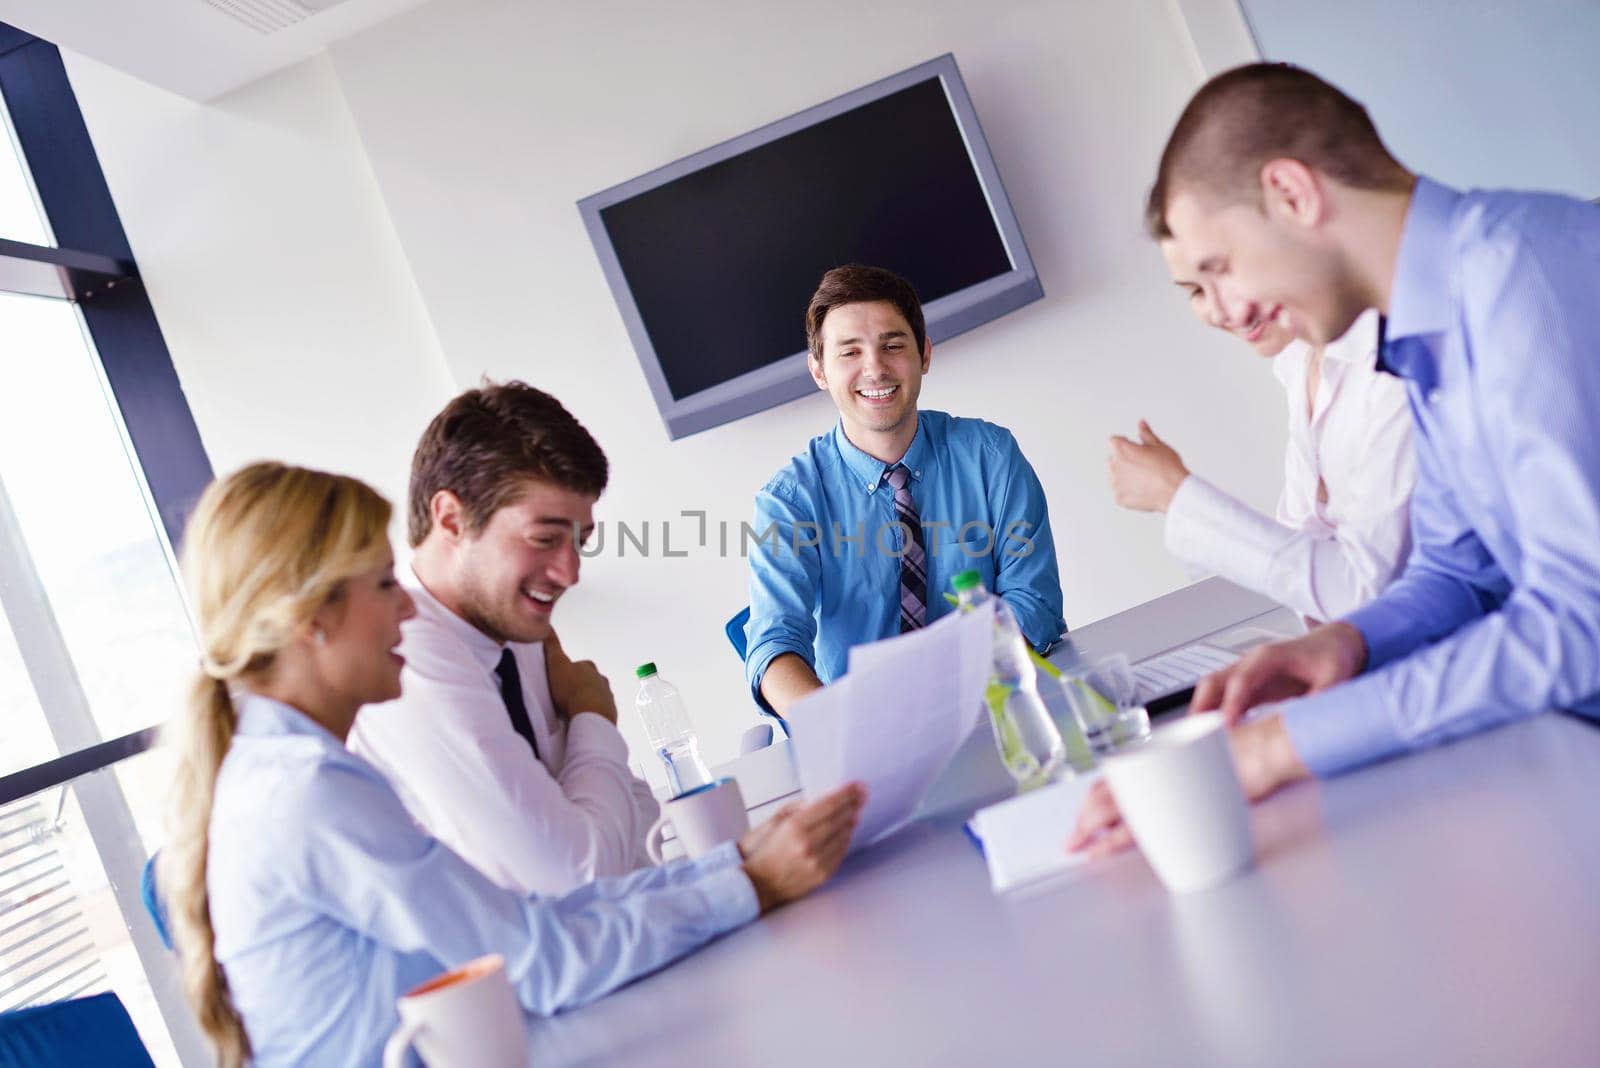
[0,32,211,551]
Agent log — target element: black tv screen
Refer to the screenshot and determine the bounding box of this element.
[579,54,1042,438]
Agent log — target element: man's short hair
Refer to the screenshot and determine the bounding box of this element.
[1146,63,1409,240]
[805,265,927,360]
[408,380,608,546]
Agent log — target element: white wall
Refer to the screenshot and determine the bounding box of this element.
[1240,0,1600,199]
[322,0,1287,771]
[63,50,456,525]
[63,0,1289,775]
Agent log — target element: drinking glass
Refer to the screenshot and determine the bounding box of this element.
[1061,653,1151,755]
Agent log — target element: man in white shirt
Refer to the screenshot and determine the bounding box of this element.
[349,381,658,895]
[1107,236,1414,622]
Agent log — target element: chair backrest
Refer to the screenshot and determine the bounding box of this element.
[724,606,751,662]
[140,852,173,951]
[0,992,157,1068]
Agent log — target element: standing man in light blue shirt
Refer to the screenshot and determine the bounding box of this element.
[748,264,1065,716]
[1072,64,1600,853]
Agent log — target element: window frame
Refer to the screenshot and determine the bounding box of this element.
[0,24,212,803]
[0,21,212,1063]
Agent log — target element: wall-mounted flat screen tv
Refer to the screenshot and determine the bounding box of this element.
[578,53,1042,439]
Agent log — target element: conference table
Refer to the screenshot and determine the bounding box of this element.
[529,578,1600,1066]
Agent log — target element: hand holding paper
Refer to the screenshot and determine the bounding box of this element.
[786,607,993,850]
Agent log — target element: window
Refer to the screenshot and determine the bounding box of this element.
[0,23,212,1066]
[1,756,179,1064]
[0,292,197,756]
[0,97,47,246]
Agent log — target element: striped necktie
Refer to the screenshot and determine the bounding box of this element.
[885,463,927,632]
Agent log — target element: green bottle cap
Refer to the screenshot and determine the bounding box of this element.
[635,662,658,679]
[951,569,982,592]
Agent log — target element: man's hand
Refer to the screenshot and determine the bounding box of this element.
[1108,421,1190,513]
[1192,622,1367,725]
[739,783,866,914]
[1065,715,1310,857]
[542,629,618,725]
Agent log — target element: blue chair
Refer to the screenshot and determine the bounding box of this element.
[140,853,173,951]
[724,606,751,660]
[725,607,790,742]
[0,992,157,1067]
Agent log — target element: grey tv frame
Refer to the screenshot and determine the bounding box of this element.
[577,53,1044,440]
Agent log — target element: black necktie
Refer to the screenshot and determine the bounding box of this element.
[1374,314,1395,375]
[494,649,540,760]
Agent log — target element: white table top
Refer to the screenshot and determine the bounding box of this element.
[529,579,1600,1066]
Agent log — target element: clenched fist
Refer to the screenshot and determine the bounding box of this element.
[542,629,619,725]
[1108,420,1189,513]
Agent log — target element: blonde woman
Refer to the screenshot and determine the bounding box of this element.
[160,462,865,1067]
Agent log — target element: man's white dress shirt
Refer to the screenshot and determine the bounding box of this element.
[349,571,658,895]
[1164,310,1416,621]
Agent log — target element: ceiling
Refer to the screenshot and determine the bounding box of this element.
[0,0,432,101]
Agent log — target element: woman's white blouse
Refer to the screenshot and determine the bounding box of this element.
[1164,310,1416,621]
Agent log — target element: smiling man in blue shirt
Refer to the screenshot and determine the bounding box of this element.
[1072,63,1600,854]
[746,264,1065,716]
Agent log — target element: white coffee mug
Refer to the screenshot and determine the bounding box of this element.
[645,777,748,863]
[1100,711,1253,894]
[382,954,524,1068]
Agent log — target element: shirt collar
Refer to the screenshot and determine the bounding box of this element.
[1379,175,1460,380]
[831,416,931,495]
[1322,308,1381,366]
[406,563,505,673]
[234,690,347,748]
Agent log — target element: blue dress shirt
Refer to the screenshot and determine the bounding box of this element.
[207,693,758,1067]
[745,411,1066,702]
[1283,176,1600,776]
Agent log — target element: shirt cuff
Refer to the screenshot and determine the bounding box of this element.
[699,839,744,872]
[1280,677,1402,778]
[692,842,761,930]
[1343,600,1415,672]
[746,640,810,713]
[565,711,630,763]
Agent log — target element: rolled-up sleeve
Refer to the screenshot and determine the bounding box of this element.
[987,430,1066,650]
[745,479,822,704]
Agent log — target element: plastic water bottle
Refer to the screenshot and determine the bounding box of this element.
[951,570,1065,789]
[634,663,713,797]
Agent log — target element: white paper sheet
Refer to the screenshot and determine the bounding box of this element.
[786,606,993,850]
[965,773,1101,892]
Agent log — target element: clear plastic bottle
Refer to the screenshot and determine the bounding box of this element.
[633,662,713,797]
[951,570,1065,789]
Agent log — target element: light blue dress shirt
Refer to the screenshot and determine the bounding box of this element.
[207,693,759,1067]
[746,411,1066,703]
[1283,177,1600,776]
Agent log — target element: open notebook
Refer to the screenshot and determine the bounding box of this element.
[965,773,1101,892]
